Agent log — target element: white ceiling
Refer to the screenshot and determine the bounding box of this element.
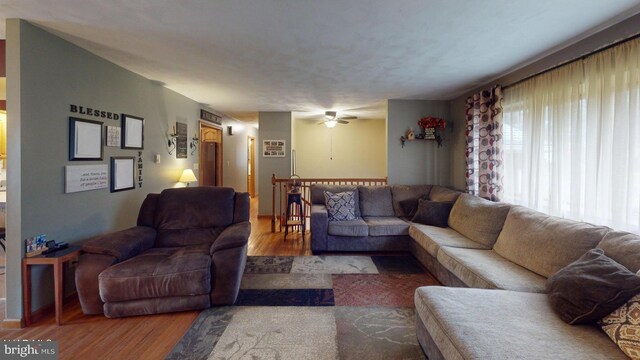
[1,0,639,121]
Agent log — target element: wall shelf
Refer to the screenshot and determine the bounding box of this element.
[400,136,436,148]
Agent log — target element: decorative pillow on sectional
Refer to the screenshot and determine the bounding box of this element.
[399,195,428,218]
[324,191,357,221]
[547,248,640,325]
[411,199,454,228]
[599,292,640,360]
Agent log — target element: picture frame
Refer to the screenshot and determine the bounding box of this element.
[69,117,103,161]
[121,114,144,149]
[110,156,135,192]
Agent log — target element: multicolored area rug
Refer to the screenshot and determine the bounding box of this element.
[166,255,438,360]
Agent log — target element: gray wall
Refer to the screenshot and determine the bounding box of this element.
[257,112,291,216]
[221,118,259,194]
[4,20,248,320]
[448,13,640,190]
[387,100,451,185]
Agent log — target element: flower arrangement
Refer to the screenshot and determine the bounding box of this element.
[418,116,446,147]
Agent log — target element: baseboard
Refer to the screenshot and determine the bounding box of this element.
[2,318,24,329]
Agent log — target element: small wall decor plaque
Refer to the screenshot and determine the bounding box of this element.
[65,164,108,193]
[176,122,188,159]
[106,126,121,147]
[263,140,286,157]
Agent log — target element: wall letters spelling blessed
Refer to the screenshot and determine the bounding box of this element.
[70,104,120,120]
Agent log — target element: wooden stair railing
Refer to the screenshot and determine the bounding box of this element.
[271,174,388,232]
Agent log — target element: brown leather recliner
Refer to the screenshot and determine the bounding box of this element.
[75,186,251,318]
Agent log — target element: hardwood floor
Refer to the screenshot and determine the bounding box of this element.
[0,197,310,359]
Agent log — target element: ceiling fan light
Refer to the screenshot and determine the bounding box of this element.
[325,120,337,128]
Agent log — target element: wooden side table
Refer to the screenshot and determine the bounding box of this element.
[22,245,81,326]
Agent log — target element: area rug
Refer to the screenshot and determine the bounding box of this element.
[167,255,435,359]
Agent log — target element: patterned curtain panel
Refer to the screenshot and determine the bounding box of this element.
[465,85,504,201]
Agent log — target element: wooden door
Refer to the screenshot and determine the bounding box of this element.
[247,136,255,197]
[199,122,222,186]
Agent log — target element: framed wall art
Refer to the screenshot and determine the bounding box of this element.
[121,114,144,149]
[262,140,286,157]
[69,117,103,161]
[110,156,135,192]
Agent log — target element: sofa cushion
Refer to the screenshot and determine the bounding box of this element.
[493,205,609,278]
[99,246,212,302]
[82,226,157,262]
[137,193,159,227]
[363,217,409,236]
[409,224,490,258]
[428,186,461,202]
[599,293,640,360]
[327,218,369,237]
[390,185,432,217]
[155,187,236,229]
[310,184,361,217]
[359,186,395,217]
[324,191,357,221]
[414,287,628,360]
[448,193,510,247]
[547,248,640,325]
[437,247,547,293]
[412,199,454,228]
[597,230,640,273]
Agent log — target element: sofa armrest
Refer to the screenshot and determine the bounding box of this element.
[210,221,251,254]
[311,204,329,252]
[82,226,156,263]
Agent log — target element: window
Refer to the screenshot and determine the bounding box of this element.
[502,38,640,232]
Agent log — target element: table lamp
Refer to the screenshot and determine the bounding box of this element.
[179,169,197,187]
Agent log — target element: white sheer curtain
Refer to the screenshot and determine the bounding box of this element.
[503,38,640,232]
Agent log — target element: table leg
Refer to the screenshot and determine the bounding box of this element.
[53,262,63,325]
[22,262,31,326]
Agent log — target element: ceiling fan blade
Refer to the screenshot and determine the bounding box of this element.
[317,121,327,125]
[337,120,349,124]
[338,116,357,120]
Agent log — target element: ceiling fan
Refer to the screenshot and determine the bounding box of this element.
[318,111,357,128]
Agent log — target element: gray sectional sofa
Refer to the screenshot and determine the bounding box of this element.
[310,184,459,253]
[310,184,638,359]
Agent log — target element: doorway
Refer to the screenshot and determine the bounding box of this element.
[247,136,256,197]
[199,122,223,187]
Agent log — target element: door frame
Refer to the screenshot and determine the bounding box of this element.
[247,135,256,197]
[199,120,223,186]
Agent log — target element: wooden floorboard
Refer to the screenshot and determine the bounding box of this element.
[0,197,312,359]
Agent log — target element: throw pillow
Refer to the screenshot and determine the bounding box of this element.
[399,195,428,218]
[324,191,357,221]
[411,199,454,228]
[547,248,640,325]
[599,293,640,359]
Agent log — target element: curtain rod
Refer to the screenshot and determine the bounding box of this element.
[503,31,640,90]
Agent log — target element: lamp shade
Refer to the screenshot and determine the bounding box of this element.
[179,169,197,183]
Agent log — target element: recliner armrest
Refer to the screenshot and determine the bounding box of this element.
[82,226,156,263]
[210,221,251,254]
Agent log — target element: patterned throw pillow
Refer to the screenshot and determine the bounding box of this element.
[599,293,640,359]
[324,191,357,221]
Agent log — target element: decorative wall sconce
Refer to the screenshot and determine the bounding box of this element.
[227,126,233,135]
[167,125,178,155]
[190,132,199,155]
